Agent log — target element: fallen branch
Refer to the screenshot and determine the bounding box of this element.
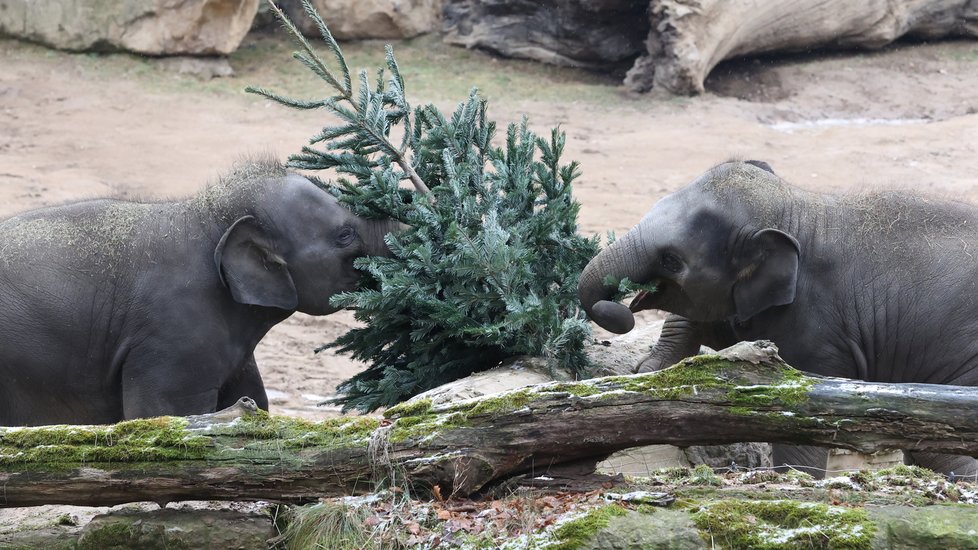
[3,341,978,507]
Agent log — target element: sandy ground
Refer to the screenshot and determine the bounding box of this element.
[1,35,977,421]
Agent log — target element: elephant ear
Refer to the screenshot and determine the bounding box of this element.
[214,215,298,310]
[732,228,800,321]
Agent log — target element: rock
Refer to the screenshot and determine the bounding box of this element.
[76,508,274,550]
[442,0,649,71]
[0,0,258,55]
[870,505,978,549]
[581,510,705,550]
[682,443,773,471]
[277,0,443,40]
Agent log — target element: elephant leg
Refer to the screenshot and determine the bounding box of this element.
[122,347,224,419]
[772,444,829,479]
[636,314,705,373]
[636,314,737,373]
[906,451,978,480]
[218,354,269,412]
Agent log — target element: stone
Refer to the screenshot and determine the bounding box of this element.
[442,0,649,71]
[581,510,705,550]
[869,505,978,549]
[826,448,906,473]
[0,0,259,55]
[277,0,443,40]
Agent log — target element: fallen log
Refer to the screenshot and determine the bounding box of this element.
[3,341,978,508]
[627,0,978,94]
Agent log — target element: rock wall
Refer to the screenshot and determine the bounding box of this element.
[277,0,443,40]
[0,0,259,55]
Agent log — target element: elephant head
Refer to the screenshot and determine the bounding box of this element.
[213,173,400,315]
[578,161,801,333]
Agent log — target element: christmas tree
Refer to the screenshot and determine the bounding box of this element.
[248,0,599,412]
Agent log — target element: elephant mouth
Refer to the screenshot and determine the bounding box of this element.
[628,278,692,315]
[628,281,662,312]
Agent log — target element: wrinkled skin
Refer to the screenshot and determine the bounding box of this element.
[0,161,399,426]
[579,160,978,477]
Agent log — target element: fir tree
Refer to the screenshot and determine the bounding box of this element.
[248,0,599,412]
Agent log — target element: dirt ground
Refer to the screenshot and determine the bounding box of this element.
[1,33,977,420]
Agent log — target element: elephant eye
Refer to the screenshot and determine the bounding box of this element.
[336,225,357,247]
[661,252,683,274]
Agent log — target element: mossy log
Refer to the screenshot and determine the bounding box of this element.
[3,341,978,508]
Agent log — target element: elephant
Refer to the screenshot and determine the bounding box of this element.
[578,159,978,477]
[0,159,399,426]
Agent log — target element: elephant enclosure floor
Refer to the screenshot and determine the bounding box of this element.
[1,33,977,420]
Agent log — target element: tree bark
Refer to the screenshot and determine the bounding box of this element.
[3,340,978,508]
[626,0,978,94]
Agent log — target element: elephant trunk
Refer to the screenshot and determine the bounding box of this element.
[578,219,656,334]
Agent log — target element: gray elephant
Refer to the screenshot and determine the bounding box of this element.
[579,160,978,477]
[0,159,398,426]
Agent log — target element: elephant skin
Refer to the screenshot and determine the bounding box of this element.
[0,159,398,426]
[579,160,978,477]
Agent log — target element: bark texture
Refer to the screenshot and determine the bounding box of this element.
[628,0,978,94]
[3,341,978,507]
[441,0,978,93]
[442,0,650,71]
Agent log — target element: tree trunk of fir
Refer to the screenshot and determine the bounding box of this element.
[3,340,978,508]
[625,0,978,94]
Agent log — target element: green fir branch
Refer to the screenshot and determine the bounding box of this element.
[251,0,599,411]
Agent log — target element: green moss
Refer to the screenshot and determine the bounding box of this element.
[550,382,603,397]
[0,417,211,466]
[689,464,724,486]
[691,499,876,549]
[0,412,380,469]
[77,520,137,549]
[635,504,659,515]
[466,390,535,417]
[387,409,472,443]
[234,410,379,448]
[600,354,814,409]
[384,398,433,419]
[549,505,629,550]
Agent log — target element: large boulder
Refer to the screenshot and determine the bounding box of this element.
[442,0,649,71]
[277,0,443,40]
[0,0,259,55]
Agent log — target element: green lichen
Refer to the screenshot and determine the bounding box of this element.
[691,499,876,549]
[549,504,629,550]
